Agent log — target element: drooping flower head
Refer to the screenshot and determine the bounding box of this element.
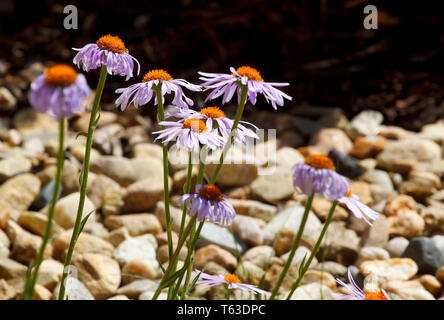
[73,34,140,80]
[29,64,91,120]
[153,116,224,151]
[115,69,201,111]
[165,105,258,144]
[336,268,391,300]
[339,189,379,225]
[196,271,268,295]
[292,154,349,200]
[199,66,292,109]
[179,184,236,226]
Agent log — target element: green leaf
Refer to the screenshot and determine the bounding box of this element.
[298,253,307,277]
[159,263,166,274]
[92,111,101,127]
[187,270,202,294]
[78,209,95,234]
[75,132,88,140]
[159,267,187,290]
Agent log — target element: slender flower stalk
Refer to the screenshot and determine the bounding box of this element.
[285,200,338,299]
[24,117,66,300]
[209,84,248,184]
[58,65,108,300]
[25,64,90,300]
[155,84,174,261]
[269,192,315,300]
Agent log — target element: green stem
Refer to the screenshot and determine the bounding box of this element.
[285,200,338,300]
[209,84,248,185]
[179,151,193,239]
[58,65,107,300]
[269,193,315,300]
[155,85,173,261]
[151,215,197,300]
[24,117,65,300]
[171,159,206,299]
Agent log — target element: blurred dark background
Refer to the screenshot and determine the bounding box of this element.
[0,0,443,130]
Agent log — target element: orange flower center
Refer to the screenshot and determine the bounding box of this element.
[234,66,264,82]
[198,185,223,202]
[182,119,207,132]
[142,69,173,82]
[365,291,388,300]
[304,154,335,171]
[346,189,353,198]
[224,274,241,284]
[96,34,127,54]
[45,64,78,87]
[200,106,226,119]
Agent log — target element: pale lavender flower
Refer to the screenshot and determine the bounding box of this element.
[165,105,258,144]
[153,118,224,151]
[292,154,349,200]
[115,69,201,110]
[29,64,90,120]
[73,34,140,80]
[199,66,292,109]
[336,268,391,300]
[339,190,379,225]
[196,271,268,295]
[179,184,236,226]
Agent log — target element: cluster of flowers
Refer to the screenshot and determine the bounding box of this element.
[27,34,388,300]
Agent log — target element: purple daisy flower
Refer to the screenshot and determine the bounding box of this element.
[339,190,379,225]
[292,154,349,200]
[29,64,91,120]
[199,66,292,110]
[115,69,201,110]
[336,268,391,300]
[179,184,236,226]
[165,105,258,144]
[73,34,140,80]
[153,118,224,152]
[196,271,268,295]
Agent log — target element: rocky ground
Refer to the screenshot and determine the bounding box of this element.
[1,66,444,300]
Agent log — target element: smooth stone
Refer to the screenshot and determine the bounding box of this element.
[309,128,352,154]
[122,259,161,283]
[287,282,337,300]
[386,237,410,258]
[0,155,32,182]
[72,253,121,299]
[53,192,96,229]
[242,246,275,269]
[90,156,163,187]
[122,177,171,213]
[227,198,277,222]
[0,279,16,300]
[360,258,418,285]
[231,215,264,247]
[193,244,237,272]
[116,279,159,299]
[17,211,64,237]
[53,277,95,300]
[384,280,435,300]
[0,257,27,279]
[421,205,444,234]
[113,234,158,266]
[104,214,163,237]
[346,110,383,139]
[198,221,246,254]
[402,237,442,274]
[250,170,295,203]
[356,246,390,266]
[30,180,62,211]
[328,149,363,179]
[86,174,120,209]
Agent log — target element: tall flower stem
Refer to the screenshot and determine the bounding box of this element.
[269,193,315,300]
[178,151,193,239]
[58,65,107,300]
[152,215,197,300]
[286,200,338,300]
[171,159,206,299]
[24,117,65,300]
[209,84,248,185]
[155,85,173,261]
